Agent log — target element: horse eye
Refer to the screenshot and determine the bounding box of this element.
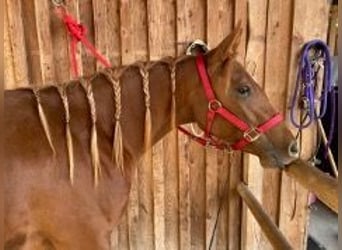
[237,85,251,97]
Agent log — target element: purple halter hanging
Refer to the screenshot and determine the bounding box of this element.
[290,39,335,155]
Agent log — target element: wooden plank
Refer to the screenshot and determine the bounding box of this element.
[176,1,206,249]
[20,0,42,85]
[147,1,177,249]
[237,183,292,250]
[116,1,150,249]
[4,4,15,89]
[215,151,229,250]
[328,6,338,56]
[93,0,109,71]
[241,0,268,249]
[234,0,248,63]
[189,143,206,250]
[5,0,29,87]
[33,0,55,84]
[206,1,233,249]
[79,0,96,76]
[106,0,121,67]
[279,1,330,249]
[285,160,338,213]
[259,1,294,249]
[50,1,73,83]
[227,152,243,250]
[176,1,202,249]
[178,135,192,250]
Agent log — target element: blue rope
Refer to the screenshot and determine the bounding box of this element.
[290,40,335,153]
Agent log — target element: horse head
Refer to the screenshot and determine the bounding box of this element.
[187,22,299,168]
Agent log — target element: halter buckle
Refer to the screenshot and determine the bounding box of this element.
[243,127,261,142]
[208,99,222,112]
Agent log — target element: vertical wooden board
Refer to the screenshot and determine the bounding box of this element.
[189,143,206,250]
[215,151,229,250]
[204,148,219,250]
[117,1,150,249]
[34,0,55,84]
[93,0,109,71]
[147,1,177,249]
[79,0,96,76]
[260,1,294,249]
[131,0,149,62]
[206,1,233,249]
[279,1,330,249]
[6,0,29,87]
[162,130,179,250]
[234,0,248,63]
[20,0,42,85]
[50,2,73,83]
[151,142,165,250]
[4,5,15,89]
[106,0,121,67]
[241,0,268,249]
[227,152,242,250]
[176,1,206,249]
[176,0,206,53]
[178,135,191,250]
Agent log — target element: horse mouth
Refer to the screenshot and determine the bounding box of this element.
[259,152,295,169]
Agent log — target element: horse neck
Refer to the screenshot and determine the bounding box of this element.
[92,56,199,162]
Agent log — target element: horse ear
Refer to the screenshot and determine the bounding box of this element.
[208,21,243,66]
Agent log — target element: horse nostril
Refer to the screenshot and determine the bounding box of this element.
[288,141,299,157]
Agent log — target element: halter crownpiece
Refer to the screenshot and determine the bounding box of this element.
[178,54,283,151]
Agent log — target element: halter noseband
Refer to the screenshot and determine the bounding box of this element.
[178,54,283,151]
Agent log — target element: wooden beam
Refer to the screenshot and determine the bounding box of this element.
[285,159,338,214]
[237,183,293,250]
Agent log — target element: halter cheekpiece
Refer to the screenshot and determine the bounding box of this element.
[178,54,283,152]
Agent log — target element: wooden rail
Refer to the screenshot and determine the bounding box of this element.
[285,159,338,213]
[237,183,293,250]
[238,159,337,250]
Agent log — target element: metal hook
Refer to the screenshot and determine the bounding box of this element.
[51,0,65,7]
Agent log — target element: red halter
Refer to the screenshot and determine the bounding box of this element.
[178,54,283,151]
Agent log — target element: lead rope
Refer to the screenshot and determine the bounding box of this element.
[56,85,75,184]
[52,2,112,78]
[290,40,335,157]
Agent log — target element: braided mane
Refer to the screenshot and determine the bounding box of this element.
[30,56,185,186]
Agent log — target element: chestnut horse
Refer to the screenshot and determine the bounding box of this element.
[4,24,298,249]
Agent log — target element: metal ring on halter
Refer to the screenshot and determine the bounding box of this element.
[51,0,65,6]
[208,99,222,112]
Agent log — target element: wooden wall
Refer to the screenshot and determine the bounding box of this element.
[4,0,331,249]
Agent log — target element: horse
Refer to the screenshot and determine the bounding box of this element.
[4,23,299,250]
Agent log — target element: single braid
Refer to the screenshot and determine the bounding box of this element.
[103,69,124,175]
[32,88,56,156]
[139,65,152,150]
[81,79,101,187]
[56,85,75,184]
[170,62,177,129]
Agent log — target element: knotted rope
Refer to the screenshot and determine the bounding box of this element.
[54,6,111,77]
[103,69,125,174]
[81,79,101,186]
[56,85,75,184]
[32,88,56,156]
